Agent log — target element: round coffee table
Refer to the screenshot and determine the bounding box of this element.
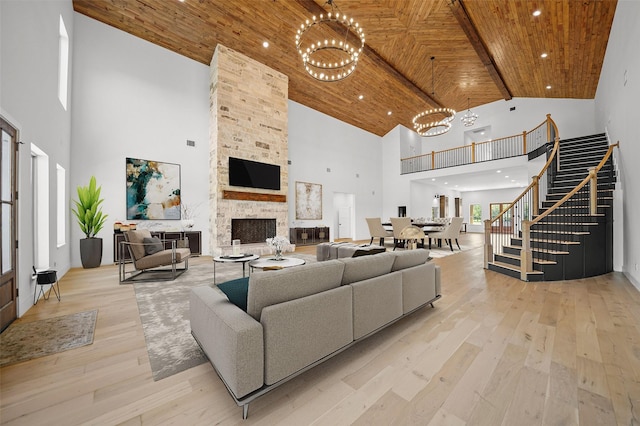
[213,254,259,283]
[249,257,306,271]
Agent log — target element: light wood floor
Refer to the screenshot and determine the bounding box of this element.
[2,233,639,425]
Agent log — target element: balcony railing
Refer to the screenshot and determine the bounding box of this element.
[400,114,557,174]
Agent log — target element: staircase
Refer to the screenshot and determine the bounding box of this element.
[488,134,616,281]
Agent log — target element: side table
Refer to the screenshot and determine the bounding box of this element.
[213,254,259,284]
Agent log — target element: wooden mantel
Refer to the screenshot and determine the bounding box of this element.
[222,190,287,203]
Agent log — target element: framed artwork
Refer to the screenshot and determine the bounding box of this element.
[126,157,181,220]
[295,181,322,220]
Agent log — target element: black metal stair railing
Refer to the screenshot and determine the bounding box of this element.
[401,114,557,174]
[483,116,560,272]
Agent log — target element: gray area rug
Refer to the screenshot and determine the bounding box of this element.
[0,310,98,367]
[133,253,316,381]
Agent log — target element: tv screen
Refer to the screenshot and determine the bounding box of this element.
[229,157,280,190]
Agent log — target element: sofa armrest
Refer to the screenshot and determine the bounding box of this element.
[435,264,441,296]
[190,285,264,399]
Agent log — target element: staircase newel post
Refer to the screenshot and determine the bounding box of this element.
[532,175,540,216]
[483,219,493,268]
[522,131,527,155]
[589,166,598,215]
[520,220,533,281]
[431,151,435,170]
[546,113,551,142]
[472,142,476,163]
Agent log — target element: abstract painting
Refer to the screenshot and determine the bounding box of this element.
[295,181,322,220]
[126,157,181,220]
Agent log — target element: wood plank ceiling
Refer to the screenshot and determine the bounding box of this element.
[72,0,617,137]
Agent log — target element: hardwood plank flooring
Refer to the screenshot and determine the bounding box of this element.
[2,233,639,425]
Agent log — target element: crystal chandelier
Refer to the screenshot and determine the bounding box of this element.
[460,97,478,127]
[295,0,365,82]
[412,57,456,137]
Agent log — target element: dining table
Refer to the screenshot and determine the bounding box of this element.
[382,221,446,248]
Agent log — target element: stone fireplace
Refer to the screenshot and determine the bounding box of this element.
[209,45,289,255]
[231,219,276,244]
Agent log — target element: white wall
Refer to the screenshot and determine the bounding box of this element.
[71,13,211,265]
[288,101,382,241]
[1,0,74,316]
[595,0,640,288]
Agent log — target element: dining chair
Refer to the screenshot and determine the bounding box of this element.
[365,217,393,246]
[390,217,412,250]
[428,217,464,251]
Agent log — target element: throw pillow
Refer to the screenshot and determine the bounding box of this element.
[217,277,249,311]
[143,237,164,255]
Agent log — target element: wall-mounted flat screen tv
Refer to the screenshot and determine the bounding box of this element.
[229,157,281,190]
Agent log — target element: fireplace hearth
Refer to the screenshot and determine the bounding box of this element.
[232,219,277,244]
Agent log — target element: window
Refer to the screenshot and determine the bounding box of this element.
[58,15,69,110]
[56,164,65,247]
[470,204,482,225]
[31,144,49,269]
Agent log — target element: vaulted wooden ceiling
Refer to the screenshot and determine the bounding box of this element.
[72,0,617,137]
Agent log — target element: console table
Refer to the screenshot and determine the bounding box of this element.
[113,230,202,263]
[289,227,330,246]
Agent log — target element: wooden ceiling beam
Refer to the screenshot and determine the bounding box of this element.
[449,0,513,100]
[295,0,442,109]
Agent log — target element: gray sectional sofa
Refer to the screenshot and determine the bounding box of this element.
[190,249,440,418]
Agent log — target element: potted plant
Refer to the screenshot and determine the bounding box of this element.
[72,176,108,268]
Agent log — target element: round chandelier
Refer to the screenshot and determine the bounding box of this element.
[412,57,456,137]
[460,97,479,127]
[295,0,365,82]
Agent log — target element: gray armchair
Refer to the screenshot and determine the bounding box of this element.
[119,229,191,282]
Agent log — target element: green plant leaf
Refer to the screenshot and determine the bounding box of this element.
[73,176,108,238]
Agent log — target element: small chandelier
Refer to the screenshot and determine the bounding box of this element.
[460,97,478,127]
[412,57,456,137]
[295,0,365,82]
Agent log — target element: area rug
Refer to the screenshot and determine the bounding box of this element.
[133,253,317,381]
[0,310,98,367]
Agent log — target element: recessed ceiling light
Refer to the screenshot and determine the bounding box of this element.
[533,10,541,17]
[431,178,436,181]
[444,182,448,185]
[262,41,269,48]
[541,53,548,58]
[387,111,392,115]
[497,170,502,173]
[358,95,364,100]
[480,131,485,135]
[546,85,552,90]
[505,175,509,178]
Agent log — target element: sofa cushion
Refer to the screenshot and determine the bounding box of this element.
[246,260,345,320]
[134,247,191,270]
[391,249,430,271]
[143,237,164,255]
[338,252,396,285]
[351,271,403,339]
[125,229,152,260]
[217,277,249,311]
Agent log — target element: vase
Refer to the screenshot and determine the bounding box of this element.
[80,237,103,268]
[274,247,283,261]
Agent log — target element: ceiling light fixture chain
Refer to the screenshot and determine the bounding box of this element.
[412,57,456,137]
[460,97,478,127]
[295,0,365,82]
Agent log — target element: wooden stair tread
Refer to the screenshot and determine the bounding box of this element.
[489,261,544,274]
[498,253,556,265]
[504,245,570,255]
